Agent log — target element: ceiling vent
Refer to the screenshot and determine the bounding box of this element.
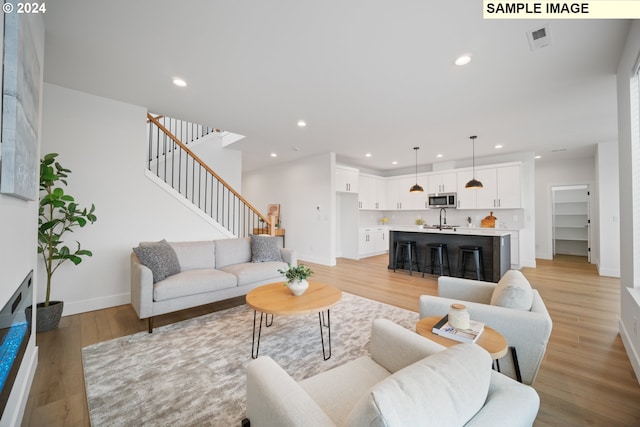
[527,25,552,51]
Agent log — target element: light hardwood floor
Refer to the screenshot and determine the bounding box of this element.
[22,255,640,426]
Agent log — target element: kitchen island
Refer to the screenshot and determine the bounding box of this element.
[389,227,511,282]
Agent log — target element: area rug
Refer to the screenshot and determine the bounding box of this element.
[82,293,419,426]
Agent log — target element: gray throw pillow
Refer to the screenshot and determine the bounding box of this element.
[133,239,181,283]
[250,235,282,263]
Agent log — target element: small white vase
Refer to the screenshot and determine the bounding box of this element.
[288,279,309,296]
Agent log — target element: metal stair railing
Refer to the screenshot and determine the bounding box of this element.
[146,113,271,238]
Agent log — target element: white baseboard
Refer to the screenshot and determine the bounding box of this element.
[62,292,130,316]
[597,265,621,278]
[619,318,640,386]
[299,255,336,266]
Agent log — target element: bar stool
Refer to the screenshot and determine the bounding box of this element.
[393,240,420,275]
[422,243,450,277]
[457,245,485,280]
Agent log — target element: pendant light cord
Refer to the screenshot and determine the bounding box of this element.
[471,136,477,177]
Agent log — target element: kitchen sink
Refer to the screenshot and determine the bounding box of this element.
[426,225,460,230]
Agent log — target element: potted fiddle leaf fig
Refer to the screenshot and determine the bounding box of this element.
[30,153,97,332]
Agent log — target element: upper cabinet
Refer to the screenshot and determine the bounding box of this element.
[337,162,520,210]
[335,165,359,193]
[386,175,428,210]
[456,170,477,209]
[456,164,521,209]
[359,174,386,210]
[427,172,457,194]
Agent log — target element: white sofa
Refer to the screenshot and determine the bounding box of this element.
[420,270,553,385]
[245,319,540,427]
[131,237,296,332]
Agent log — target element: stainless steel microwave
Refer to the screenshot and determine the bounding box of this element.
[428,193,457,208]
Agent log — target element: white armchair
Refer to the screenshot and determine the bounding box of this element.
[245,318,540,427]
[420,270,553,385]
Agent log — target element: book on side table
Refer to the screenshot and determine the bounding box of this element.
[432,315,485,343]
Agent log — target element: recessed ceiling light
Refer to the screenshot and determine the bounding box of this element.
[172,78,187,87]
[454,55,472,66]
[297,120,306,127]
[535,155,542,159]
[494,144,503,149]
[270,153,277,158]
[365,153,372,158]
[436,154,443,158]
[392,161,398,165]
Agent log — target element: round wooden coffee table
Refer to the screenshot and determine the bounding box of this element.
[246,281,342,360]
[416,316,508,359]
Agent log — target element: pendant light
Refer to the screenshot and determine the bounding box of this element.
[409,147,424,193]
[465,135,483,189]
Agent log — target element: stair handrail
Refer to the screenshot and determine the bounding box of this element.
[147,113,272,228]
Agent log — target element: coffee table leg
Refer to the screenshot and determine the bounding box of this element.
[318,309,332,360]
[251,311,265,359]
[265,313,274,327]
[321,311,329,327]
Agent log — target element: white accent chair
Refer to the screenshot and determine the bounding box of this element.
[420,270,553,385]
[245,318,540,427]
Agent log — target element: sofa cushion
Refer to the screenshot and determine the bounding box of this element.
[490,270,533,311]
[134,240,181,283]
[345,344,492,427]
[153,269,237,301]
[215,238,251,269]
[300,356,391,425]
[169,241,216,270]
[250,235,283,263]
[220,261,287,286]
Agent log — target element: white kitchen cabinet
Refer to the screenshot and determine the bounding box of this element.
[335,165,359,193]
[456,170,477,209]
[359,174,386,210]
[359,227,389,257]
[476,165,521,209]
[386,175,428,210]
[457,165,521,209]
[428,172,457,194]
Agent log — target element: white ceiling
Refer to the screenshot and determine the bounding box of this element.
[41,2,631,173]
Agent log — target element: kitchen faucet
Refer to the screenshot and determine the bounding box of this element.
[439,208,447,230]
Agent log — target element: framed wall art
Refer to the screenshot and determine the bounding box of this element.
[0,9,41,201]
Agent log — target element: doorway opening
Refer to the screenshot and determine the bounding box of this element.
[552,184,590,262]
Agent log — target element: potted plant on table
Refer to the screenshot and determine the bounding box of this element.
[278,264,313,296]
[30,153,98,332]
[415,218,425,229]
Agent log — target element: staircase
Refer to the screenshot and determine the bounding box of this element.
[146,113,272,238]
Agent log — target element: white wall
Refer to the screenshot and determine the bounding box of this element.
[190,134,242,191]
[0,13,43,427]
[243,152,335,265]
[534,156,596,260]
[617,21,640,384]
[40,84,228,315]
[596,142,620,277]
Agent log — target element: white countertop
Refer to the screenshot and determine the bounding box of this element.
[389,225,511,237]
